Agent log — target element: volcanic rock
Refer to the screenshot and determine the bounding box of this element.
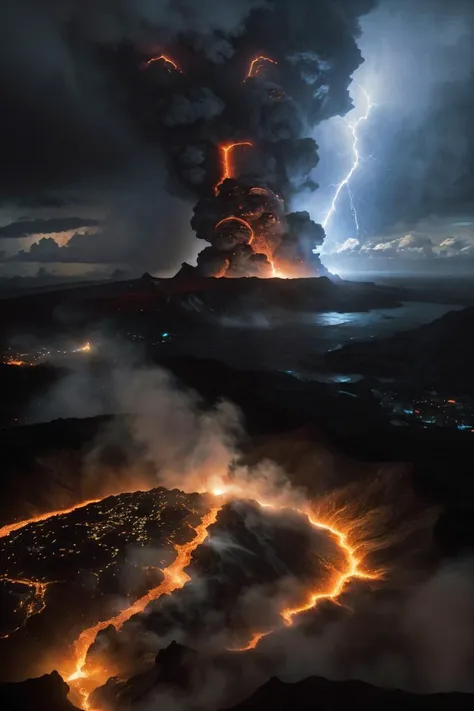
[0,671,79,711]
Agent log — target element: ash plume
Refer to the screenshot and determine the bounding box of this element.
[0,0,376,276]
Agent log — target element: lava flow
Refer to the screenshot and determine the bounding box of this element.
[245,55,278,80]
[141,54,182,72]
[206,488,380,651]
[234,507,379,649]
[0,499,103,540]
[215,142,253,195]
[65,506,221,710]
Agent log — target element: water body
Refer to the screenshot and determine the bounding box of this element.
[174,301,462,373]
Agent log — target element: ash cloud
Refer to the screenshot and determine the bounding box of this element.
[0,0,376,278]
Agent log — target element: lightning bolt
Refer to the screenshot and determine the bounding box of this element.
[322,87,375,233]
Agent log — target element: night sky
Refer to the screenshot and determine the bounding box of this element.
[0,0,473,284]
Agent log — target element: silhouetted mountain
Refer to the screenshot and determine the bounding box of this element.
[229,674,472,711]
[324,306,474,392]
[0,671,79,711]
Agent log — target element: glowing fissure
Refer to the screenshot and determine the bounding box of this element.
[215,216,255,245]
[215,142,253,195]
[141,54,181,73]
[245,55,278,80]
[66,507,220,710]
[322,87,375,232]
[0,576,50,639]
[217,496,379,651]
[1,484,377,707]
[0,499,104,540]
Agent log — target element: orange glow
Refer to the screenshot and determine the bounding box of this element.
[7,359,27,366]
[0,576,50,639]
[207,486,380,652]
[215,216,255,245]
[214,259,230,278]
[141,54,182,73]
[0,499,104,541]
[215,142,253,195]
[65,507,220,710]
[245,55,278,80]
[447,399,456,404]
[280,510,377,626]
[73,342,92,353]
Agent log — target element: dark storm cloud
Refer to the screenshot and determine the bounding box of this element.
[0,217,101,238]
[350,0,474,237]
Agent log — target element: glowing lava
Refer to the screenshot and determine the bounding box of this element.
[215,142,253,195]
[245,55,278,80]
[0,576,51,639]
[209,489,379,651]
[66,506,220,710]
[215,216,255,245]
[322,87,375,232]
[141,54,182,72]
[0,499,104,540]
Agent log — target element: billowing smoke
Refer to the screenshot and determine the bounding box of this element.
[131,0,376,276]
[0,0,376,277]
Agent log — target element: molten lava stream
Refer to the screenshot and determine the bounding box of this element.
[215,142,253,195]
[0,499,104,540]
[231,506,379,651]
[65,507,220,710]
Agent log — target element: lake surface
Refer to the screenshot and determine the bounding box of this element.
[171,301,462,373]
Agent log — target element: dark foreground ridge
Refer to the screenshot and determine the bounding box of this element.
[231,673,473,711]
[1,644,472,711]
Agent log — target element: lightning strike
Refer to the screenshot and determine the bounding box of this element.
[245,55,278,80]
[215,142,253,195]
[322,87,375,233]
[215,216,255,245]
[141,54,182,73]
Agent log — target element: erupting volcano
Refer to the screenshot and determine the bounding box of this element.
[132,0,358,279]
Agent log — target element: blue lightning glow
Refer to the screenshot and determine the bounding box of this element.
[322,87,375,233]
